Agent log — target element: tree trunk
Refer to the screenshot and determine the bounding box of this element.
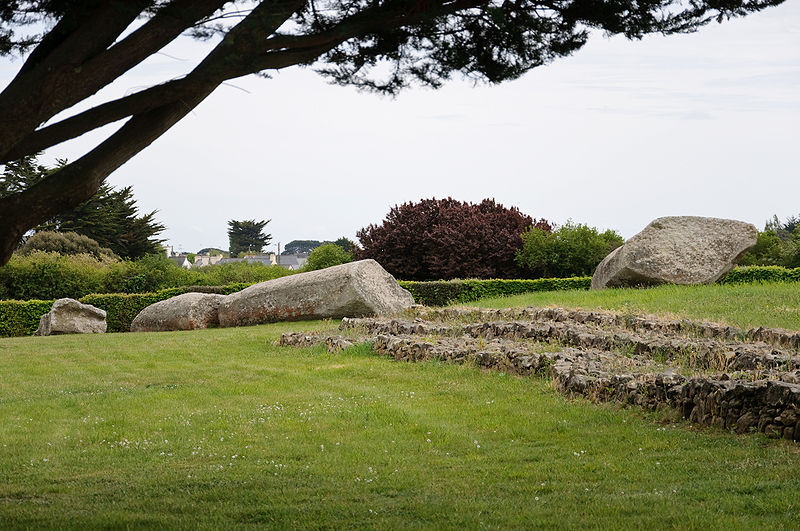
[0,79,221,265]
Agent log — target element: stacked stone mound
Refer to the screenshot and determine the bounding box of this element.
[35,298,107,336]
[591,216,757,289]
[130,260,414,332]
[280,306,800,441]
[130,293,226,332]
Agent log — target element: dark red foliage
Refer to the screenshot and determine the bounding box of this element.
[357,198,551,280]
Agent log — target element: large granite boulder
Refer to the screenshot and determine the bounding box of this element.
[34,298,107,336]
[591,216,757,290]
[218,259,414,327]
[130,292,226,332]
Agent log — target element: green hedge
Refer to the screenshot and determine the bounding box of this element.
[0,251,292,301]
[0,284,255,337]
[0,299,55,337]
[80,289,185,333]
[82,283,253,333]
[4,267,798,337]
[720,265,800,284]
[399,277,592,306]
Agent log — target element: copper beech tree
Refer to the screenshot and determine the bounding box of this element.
[0,0,785,265]
[357,198,551,279]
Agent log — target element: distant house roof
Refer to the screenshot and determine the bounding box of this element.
[276,254,307,270]
[216,254,277,266]
[168,255,192,268]
[243,255,274,265]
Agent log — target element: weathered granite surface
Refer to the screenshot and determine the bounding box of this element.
[35,298,106,336]
[217,259,414,327]
[130,292,226,332]
[591,216,757,289]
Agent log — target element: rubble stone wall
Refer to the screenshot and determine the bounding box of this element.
[280,306,800,441]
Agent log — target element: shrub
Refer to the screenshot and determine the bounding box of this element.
[0,251,109,300]
[400,277,592,306]
[738,230,797,267]
[516,221,624,278]
[80,283,256,333]
[0,252,293,301]
[720,266,800,284]
[19,231,116,259]
[100,253,194,294]
[0,299,54,337]
[738,214,800,268]
[304,243,353,271]
[81,289,185,332]
[0,284,257,337]
[195,261,292,286]
[358,197,550,280]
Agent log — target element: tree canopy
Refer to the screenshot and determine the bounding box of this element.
[515,221,624,278]
[304,242,354,271]
[283,240,323,255]
[228,219,271,257]
[0,0,784,264]
[357,197,550,280]
[18,231,117,260]
[1,155,166,259]
[739,213,800,269]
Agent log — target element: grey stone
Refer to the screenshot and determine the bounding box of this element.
[591,216,757,289]
[282,306,800,442]
[35,298,106,336]
[218,259,414,328]
[130,292,226,332]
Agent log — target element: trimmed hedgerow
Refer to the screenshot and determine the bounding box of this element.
[0,252,292,301]
[399,266,800,306]
[0,284,255,337]
[720,266,800,284]
[80,289,185,333]
[0,299,55,337]
[5,267,798,337]
[399,277,592,306]
[79,283,255,333]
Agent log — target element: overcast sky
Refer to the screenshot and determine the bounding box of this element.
[2,2,798,254]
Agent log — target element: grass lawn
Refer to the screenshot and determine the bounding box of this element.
[466,281,800,331]
[1,283,800,528]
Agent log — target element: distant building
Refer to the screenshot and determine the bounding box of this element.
[192,254,224,267]
[168,255,193,269]
[217,252,278,266]
[276,253,308,270]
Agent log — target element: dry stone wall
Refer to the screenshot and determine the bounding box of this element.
[280,306,800,441]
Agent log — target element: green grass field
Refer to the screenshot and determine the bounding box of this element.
[467,281,800,331]
[1,282,799,528]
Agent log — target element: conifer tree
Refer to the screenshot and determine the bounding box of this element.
[228,219,271,257]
